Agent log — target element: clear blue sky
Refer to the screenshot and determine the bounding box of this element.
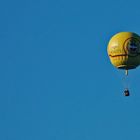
[1,0,140,139]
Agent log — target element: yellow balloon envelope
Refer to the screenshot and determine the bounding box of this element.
[107,32,140,70]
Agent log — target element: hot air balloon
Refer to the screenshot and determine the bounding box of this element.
[107,32,140,96]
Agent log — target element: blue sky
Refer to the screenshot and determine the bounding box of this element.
[1,0,140,139]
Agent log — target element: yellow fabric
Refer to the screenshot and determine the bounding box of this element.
[107,32,140,69]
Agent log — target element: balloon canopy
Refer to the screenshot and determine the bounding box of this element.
[107,32,140,70]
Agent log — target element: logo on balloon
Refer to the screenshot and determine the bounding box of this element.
[124,38,140,56]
